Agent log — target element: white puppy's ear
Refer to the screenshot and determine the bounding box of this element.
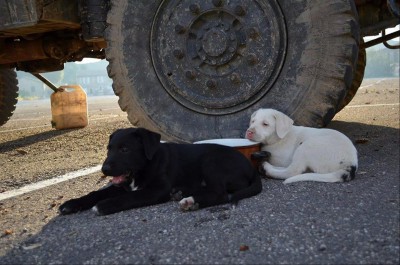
[274,111,294,138]
[250,109,259,119]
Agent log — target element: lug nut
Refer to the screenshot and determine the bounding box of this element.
[248,27,259,39]
[230,73,241,84]
[173,49,184,59]
[234,5,246,16]
[189,4,200,14]
[185,70,195,79]
[247,53,258,65]
[175,24,186,34]
[212,0,223,7]
[206,79,217,89]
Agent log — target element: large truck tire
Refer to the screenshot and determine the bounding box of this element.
[0,68,18,126]
[105,0,360,142]
[338,42,366,112]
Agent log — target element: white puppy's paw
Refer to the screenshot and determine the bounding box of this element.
[179,196,199,211]
[261,161,273,177]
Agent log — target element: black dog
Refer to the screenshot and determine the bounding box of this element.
[59,128,262,215]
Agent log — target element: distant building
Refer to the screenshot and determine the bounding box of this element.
[391,63,399,77]
[16,60,114,99]
[76,61,114,96]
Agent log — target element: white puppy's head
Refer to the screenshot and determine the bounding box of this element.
[245,108,294,144]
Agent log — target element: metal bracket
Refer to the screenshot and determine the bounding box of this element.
[362,30,400,49]
[382,29,400,49]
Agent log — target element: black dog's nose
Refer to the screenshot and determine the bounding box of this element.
[101,164,112,176]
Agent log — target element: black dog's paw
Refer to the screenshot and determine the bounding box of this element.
[179,196,199,211]
[92,200,118,216]
[91,205,104,216]
[59,199,83,215]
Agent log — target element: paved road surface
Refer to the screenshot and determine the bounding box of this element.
[0,79,399,264]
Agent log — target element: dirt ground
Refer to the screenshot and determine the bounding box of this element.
[0,78,398,260]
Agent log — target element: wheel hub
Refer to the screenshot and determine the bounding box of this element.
[202,28,227,57]
[151,0,286,114]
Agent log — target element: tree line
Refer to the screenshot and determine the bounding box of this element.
[364,44,399,78]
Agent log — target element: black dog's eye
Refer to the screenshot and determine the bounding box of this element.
[119,146,129,153]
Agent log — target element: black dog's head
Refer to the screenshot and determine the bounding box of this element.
[101,128,161,187]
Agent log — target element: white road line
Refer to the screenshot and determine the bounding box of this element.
[0,165,102,202]
[90,107,120,111]
[346,103,399,108]
[90,115,121,121]
[359,79,384,89]
[0,125,49,133]
[7,118,49,122]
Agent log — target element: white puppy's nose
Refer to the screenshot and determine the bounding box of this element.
[245,129,254,139]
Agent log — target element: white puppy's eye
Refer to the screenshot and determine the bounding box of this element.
[263,123,269,126]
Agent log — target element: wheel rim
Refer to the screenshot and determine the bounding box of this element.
[151,0,287,115]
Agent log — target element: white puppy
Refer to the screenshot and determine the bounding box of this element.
[245,108,358,184]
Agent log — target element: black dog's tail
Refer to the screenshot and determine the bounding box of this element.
[228,171,262,204]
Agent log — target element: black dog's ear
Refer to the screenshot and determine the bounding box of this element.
[135,128,161,160]
[109,129,121,142]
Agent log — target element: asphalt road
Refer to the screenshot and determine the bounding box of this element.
[0,78,399,264]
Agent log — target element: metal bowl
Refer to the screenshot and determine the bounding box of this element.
[194,138,262,167]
